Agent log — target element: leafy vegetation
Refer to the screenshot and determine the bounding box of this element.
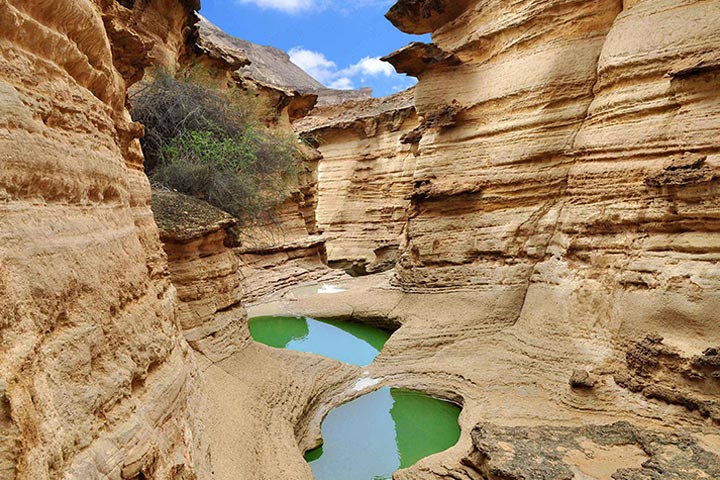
[131,70,299,222]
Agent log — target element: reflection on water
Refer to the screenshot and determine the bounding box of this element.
[305,388,461,480]
[248,316,390,366]
[249,316,461,478]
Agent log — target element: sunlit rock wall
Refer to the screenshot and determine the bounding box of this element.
[0,1,209,478]
[296,90,419,274]
[153,192,248,363]
[385,0,720,345]
[377,6,720,470]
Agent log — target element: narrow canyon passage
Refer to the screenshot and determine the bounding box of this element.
[1,0,719,479]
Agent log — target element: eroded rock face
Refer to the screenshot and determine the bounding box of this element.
[102,0,200,83]
[0,1,208,478]
[385,0,624,291]
[296,90,419,274]
[153,192,248,363]
[385,0,720,333]
[234,196,341,303]
[615,335,720,424]
[354,0,720,477]
[464,421,720,479]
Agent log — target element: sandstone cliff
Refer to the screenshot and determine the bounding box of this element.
[384,0,720,311]
[152,192,247,363]
[206,1,720,479]
[296,89,419,274]
[0,1,209,478]
[178,21,347,303]
[372,0,720,476]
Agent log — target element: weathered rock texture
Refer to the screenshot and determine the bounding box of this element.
[202,1,720,479]
[105,0,200,82]
[465,421,720,479]
[340,0,720,477]
[614,335,720,424]
[384,0,720,316]
[3,1,719,479]
[380,0,720,347]
[296,90,419,274]
[153,192,246,363]
[0,1,209,478]
[232,145,345,303]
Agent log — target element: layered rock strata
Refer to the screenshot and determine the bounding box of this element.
[233,146,345,303]
[383,0,720,328]
[153,192,247,362]
[203,1,720,479]
[0,1,209,478]
[104,0,200,82]
[304,0,720,477]
[296,90,419,274]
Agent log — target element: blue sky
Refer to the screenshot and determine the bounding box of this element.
[199,0,429,97]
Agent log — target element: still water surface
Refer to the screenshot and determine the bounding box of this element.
[305,387,461,480]
[249,315,389,366]
[248,315,461,479]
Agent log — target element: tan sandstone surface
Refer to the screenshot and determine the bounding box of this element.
[198,0,720,479]
[2,0,720,479]
[0,0,209,478]
[296,90,419,274]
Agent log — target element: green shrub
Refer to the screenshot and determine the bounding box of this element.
[131,70,298,222]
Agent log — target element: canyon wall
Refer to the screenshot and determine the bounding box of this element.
[296,90,419,274]
[284,0,720,477]
[385,0,720,336]
[152,192,247,363]
[183,21,345,303]
[0,1,209,478]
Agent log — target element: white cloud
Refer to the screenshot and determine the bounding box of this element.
[339,57,395,78]
[289,47,397,91]
[328,77,354,90]
[236,0,314,14]
[237,0,393,14]
[288,47,338,83]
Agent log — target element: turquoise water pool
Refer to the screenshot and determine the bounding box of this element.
[305,387,461,480]
[249,315,390,366]
[248,315,462,479]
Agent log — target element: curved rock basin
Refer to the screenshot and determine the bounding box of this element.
[249,315,462,479]
[305,387,461,480]
[249,315,390,366]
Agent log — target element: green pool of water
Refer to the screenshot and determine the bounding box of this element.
[305,387,461,480]
[249,315,390,366]
[249,315,462,478]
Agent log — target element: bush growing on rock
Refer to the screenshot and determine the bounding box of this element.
[131,70,298,222]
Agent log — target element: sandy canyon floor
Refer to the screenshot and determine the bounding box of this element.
[200,272,720,480]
